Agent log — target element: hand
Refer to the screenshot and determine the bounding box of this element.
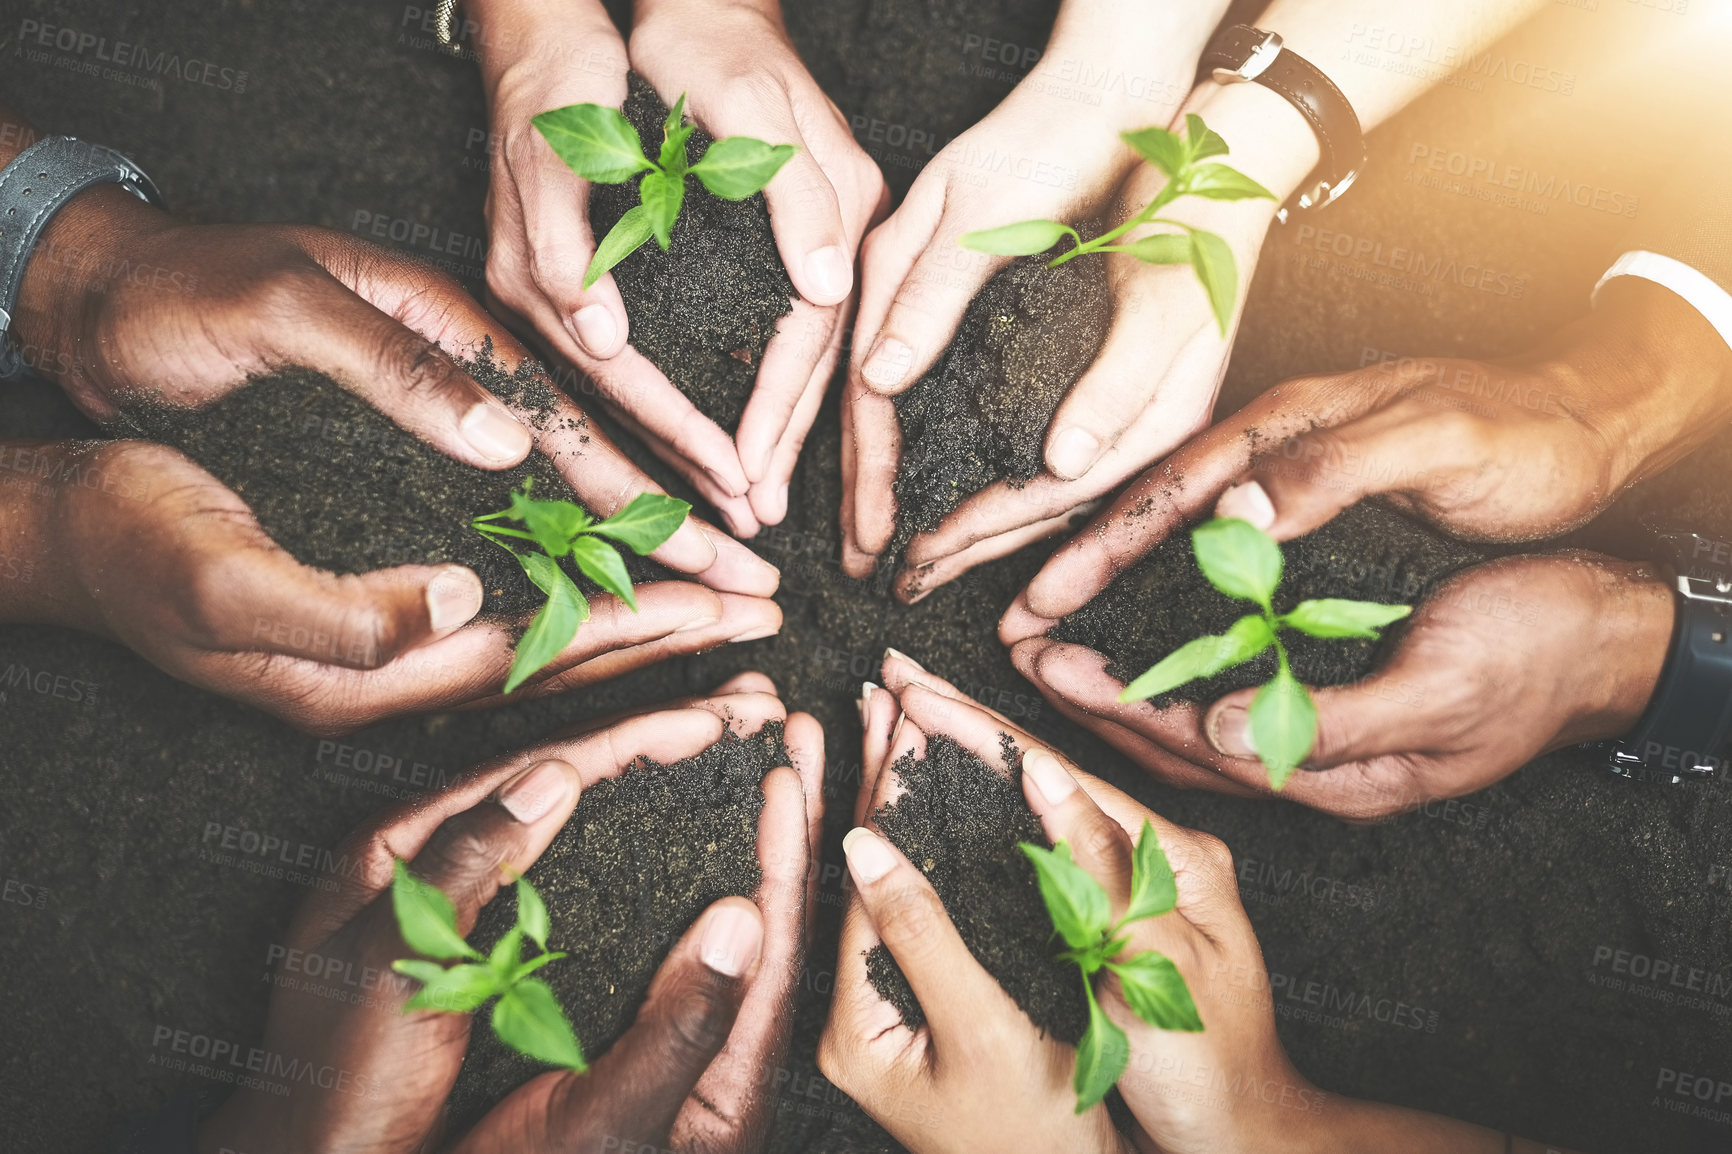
[197,676,824,1154]
[4,439,782,734]
[1007,552,1674,819]
[819,654,1136,1154]
[1211,277,1732,546]
[475,0,886,536]
[853,654,1561,1152]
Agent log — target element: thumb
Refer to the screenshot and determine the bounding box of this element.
[1203,671,1439,776]
[558,898,763,1145]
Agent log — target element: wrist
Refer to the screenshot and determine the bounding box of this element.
[0,441,93,629]
[1178,79,1320,206]
[1025,0,1232,129]
[1585,558,1675,736]
[467,0,625,90]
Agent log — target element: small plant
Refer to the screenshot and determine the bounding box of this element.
[472,481,689,692]
[533,93,797,288]
[1020,819,1202,1112]
[1117,518,1411,787]
[390,859,586,1071]
[959,115,1273,334]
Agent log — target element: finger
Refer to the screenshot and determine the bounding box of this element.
[999,591,1058,646]
[857,680,906,828]
[784,713,827,884]
[672,768,808,1150]
[841,827,1027,1044]
[1018,747,1136,911]
[842,377,900,570]
[713,670,779,696]
[274,252,535,471]
[894,503,1097,604]
[400,757,584,936]
[860,695,926,830]
[571,897,762,1144]
[743,296,843,497]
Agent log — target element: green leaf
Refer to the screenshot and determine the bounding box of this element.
[1191,518,1282,606]
[1184,164,1277,202]
[1282,599,1412,639]
[571,536,636,610]
[1250,667,1318,789]
[957,219,1077,256]
[492,978,587,1071]
[504,552,589,694]
[393,960,501,1013]
[1073,987,1130,1112]
[584,205,655,289]
[516,875,551,950]
[1019,841,1110,951]
[1184,113,1229,162]
[659,93,693,176]
[1121,125,1187,179]
[505,485,590,556]
[391,858,481,961]
[639,168,685,251]
[511,950,566,984]
[1188,227,1238,336]
[532,103,651,184]
[1122,819,1178,924]
[1124,232,1191,265]
[1108,951,1204,1032]
[588,492,691,554]
[489,926,524,977]
[690,136,797,199]
[1118,614,1273,702]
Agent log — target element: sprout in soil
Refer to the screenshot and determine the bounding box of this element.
[958,114,1274,334]
[390,859,586,1071]
[1020,818,1202,1112]
[1118,517,1412,787]
[472,481,690,693]
[533,92,797,289]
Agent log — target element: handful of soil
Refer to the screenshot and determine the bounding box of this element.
[115,346,657,618]
[447,724,784,1128]
[865,733,1088,1044]
[1052,503,1489,707]
[890,251,1111,553]
[589,74,798,433]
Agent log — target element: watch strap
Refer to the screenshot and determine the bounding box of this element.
[1202,25,1366,222]
[0,135,163,381]
[1611,562,1732,783]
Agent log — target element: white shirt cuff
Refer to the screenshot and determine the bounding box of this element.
[1594,250,1732,356]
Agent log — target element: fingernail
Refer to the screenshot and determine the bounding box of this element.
[884,646,924,672]
[843,827,897,884]
[1219,481,1276,531]
[730,622,780,643]
[858,681,878,725]
[1048,426,1101,480]
[459,403,533,465]
[704,466,745,500]
[805,245,852,301]
[427,567,483,631]
[861,337,913,390]
[1209,705,1258,758]
[699,903,763,978]
[570,303,618,356]
[1022,747,1077,804]
[498,760,573,824]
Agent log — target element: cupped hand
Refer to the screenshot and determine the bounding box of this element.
[818,653,1136,1154]
[21,439,781,733]
[1006,552,1673,819]
[478,0,886,536]
[198,679,823,1154]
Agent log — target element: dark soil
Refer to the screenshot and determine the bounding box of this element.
[1053,503,1489,706]
[116,347,624,618]
[590,74,797,433]
[890,251,1111,550]
[446,724,783,1128]
[864,734,1088,1043]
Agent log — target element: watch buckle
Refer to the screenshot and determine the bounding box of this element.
[1276,169,1360,225]
[1678,573,1732,607]
[1608,741,1720,784]
[1212,30,1283,85]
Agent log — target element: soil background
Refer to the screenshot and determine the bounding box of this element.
[4,2,1732,1153]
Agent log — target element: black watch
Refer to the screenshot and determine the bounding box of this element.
[1608,526,1732,784]
[1201,25,1366,224]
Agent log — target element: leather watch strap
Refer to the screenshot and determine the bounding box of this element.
[0,135,163,380]
[1202,25,1366,222]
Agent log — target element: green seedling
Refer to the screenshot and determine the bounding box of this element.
[472,481,689,693]
[390,858,586,1071]
[1117,518,1411,787]
[1020,819,1202,1112]
[533,93,797,288]
[959,114,1274,334]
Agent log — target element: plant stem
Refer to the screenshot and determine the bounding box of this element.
[1047,181,1187,267]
